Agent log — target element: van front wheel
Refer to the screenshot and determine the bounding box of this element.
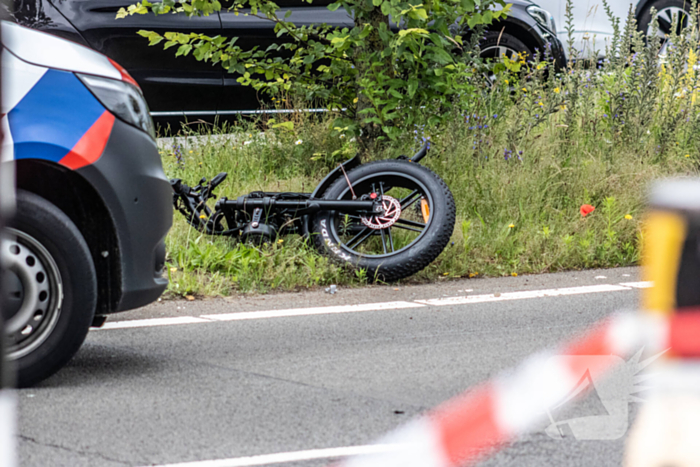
[3,190,97,387]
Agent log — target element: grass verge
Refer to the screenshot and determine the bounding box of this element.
[160,113,694,297]
[159,5,700,296]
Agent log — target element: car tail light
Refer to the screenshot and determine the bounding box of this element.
[77,74,155,140]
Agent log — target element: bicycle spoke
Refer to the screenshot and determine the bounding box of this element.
[380,228,388,254]
[395,218,426,229]
[387,226,394,252]
[400,190,422,210]
[346,226,373,249]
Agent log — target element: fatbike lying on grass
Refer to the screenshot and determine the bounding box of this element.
[170,144,456,281]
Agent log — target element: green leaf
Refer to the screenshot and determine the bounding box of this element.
[272,121,295,131]
[176,44,193,57]
[407,78,419,97]
[137,30,165,46]
[467,12,482,28]
[398,28,430,37]
[412,8,428,19]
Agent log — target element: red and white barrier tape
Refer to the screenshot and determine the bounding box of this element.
[337,310,700,467]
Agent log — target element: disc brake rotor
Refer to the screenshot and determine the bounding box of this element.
[361,195,402,230]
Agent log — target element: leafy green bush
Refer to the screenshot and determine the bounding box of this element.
[119,0,509,154]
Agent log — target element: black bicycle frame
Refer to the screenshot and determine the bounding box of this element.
[170,142,430,240]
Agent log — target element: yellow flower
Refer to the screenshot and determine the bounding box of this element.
[509,223,515,228]
[189,150,193,154]
[685,154,691,158]
[468,272,478,278]
[442,272,449,276]
[504,79,509,84]
[522,88,527,92]
[624,214,633,220]
[538,102,544,107]
[554,87,560,93]
[277,239,284,244]
[560,105,567,110]
[511,272,518,277]
[199,214,207,219]
[170,267,177,272]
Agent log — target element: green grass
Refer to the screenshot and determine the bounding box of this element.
[160,113,694,297]
[159,6,700,297]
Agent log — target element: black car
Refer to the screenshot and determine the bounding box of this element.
[9,0,566,121]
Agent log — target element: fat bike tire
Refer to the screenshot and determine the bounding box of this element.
[311,159,456,282]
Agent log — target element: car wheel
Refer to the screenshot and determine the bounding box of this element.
[3,190,97,387]
[480,31,533,82]
[480,31,532,62]
[639,0,691,53]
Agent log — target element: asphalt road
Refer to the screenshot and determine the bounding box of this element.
[17,267,647,467]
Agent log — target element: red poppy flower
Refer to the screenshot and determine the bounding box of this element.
[580,204,595,217]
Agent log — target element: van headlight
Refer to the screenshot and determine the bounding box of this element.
[77,74,156,140]
[527,5,557,33]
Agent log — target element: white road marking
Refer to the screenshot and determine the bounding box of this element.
[619,281,653,288]
[97,282,649,331]
[143,444,406,467]
[101,316,211,330]
[200,301,424,322]
[414,284,630,307]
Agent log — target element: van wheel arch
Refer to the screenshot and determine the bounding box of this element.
[14,159,122,315]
